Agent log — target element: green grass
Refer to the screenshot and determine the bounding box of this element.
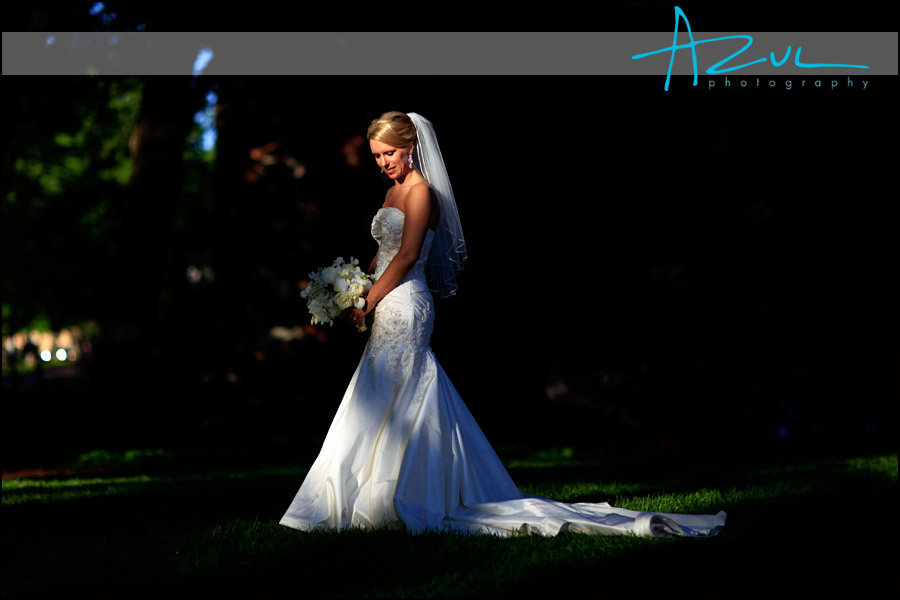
[2,450,897,598]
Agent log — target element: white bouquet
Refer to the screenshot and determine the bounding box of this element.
[301,257,374,331]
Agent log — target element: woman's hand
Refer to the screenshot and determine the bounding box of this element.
[344,299,372,331]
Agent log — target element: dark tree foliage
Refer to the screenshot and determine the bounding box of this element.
[3,77,141,332]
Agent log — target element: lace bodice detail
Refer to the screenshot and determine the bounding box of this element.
[366,206,437,397]
[371,207,434,285]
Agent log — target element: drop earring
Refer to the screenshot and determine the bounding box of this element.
[408,153,414,169]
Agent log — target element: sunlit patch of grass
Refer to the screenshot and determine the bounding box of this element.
[615,487,730,514]
[519,480,647,502]
[505,445,580,468]
[73,447,173,467]
[841,454,898,480]
[1,466,307,506]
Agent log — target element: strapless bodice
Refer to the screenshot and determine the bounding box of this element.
[371,207,434,286]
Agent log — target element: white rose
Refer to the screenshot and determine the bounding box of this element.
[335,292,355,311]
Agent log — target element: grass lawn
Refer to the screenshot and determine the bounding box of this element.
[2,448,897,598]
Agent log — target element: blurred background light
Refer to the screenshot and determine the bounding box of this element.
[193,90,218,153]
[192,47,215,77]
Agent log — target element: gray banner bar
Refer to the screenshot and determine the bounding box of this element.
[3,32,897,75]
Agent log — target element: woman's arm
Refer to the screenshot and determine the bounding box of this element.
[367,252,378,274]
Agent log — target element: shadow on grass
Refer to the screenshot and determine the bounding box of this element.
[2,452,897,598]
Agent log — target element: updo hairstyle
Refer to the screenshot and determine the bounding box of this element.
[366,111,417,149]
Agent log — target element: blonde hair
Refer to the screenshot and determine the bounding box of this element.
[366,111,417,149]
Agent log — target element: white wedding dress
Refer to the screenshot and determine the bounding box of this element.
[280,207,726,537]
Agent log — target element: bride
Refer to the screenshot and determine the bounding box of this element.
[279,111,726,537]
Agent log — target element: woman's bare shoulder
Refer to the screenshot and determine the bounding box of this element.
[395,182,432,209]
[407,181,433,200]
